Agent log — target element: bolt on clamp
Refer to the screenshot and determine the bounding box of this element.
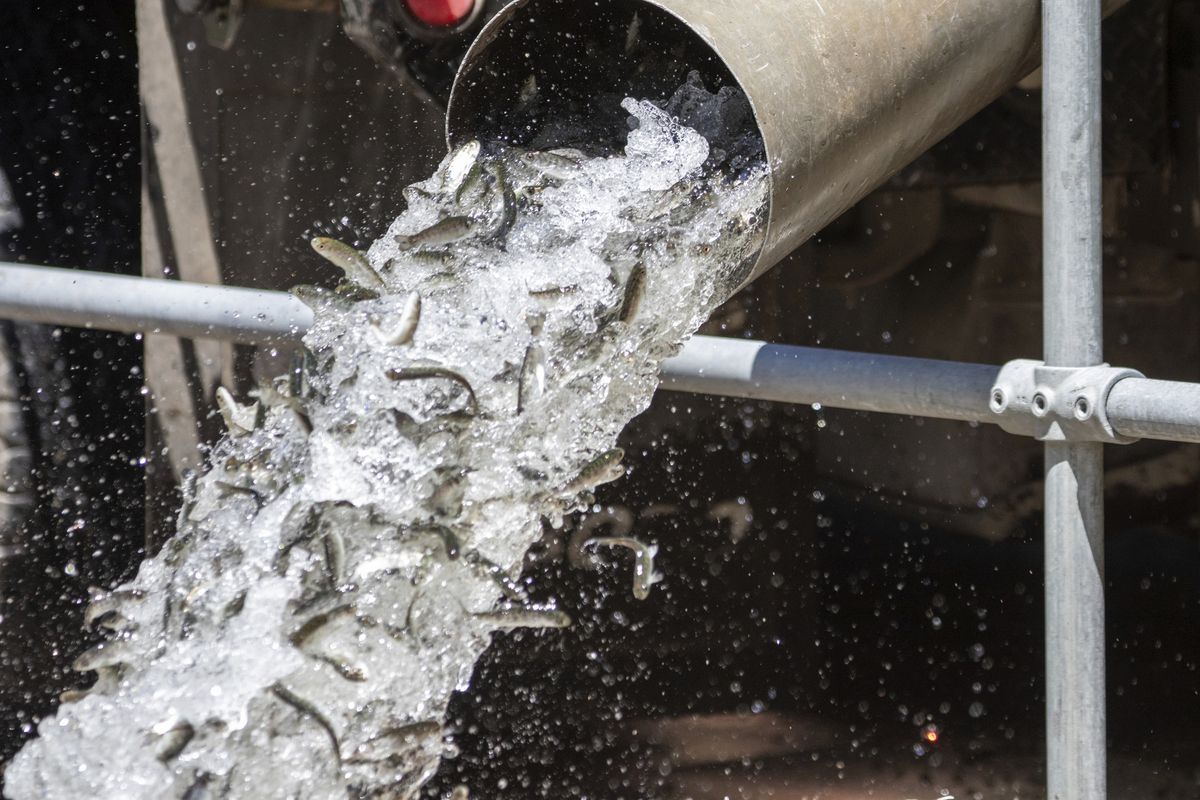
[989,359,1144,444]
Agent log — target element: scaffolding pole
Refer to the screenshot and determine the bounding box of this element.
[4,263,1200,448]
[1043,0,1106,795]
[0,263,310,344]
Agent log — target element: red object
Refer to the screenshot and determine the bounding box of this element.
[405,0,474,26]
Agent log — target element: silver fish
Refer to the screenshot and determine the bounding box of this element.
[345,721,442,764]
[395,216,474,250]
[290,284,350,312]
[323,525,347,586]
[584,536,663,600]
[92,609,135,633]
[489,160,518,240]
[289,604,355,649]
[625,11,641,52]
[152,721,194,762]
[463,549,526,602]
[271,683,341,760]
[73,641,131,673]
[214,480,265,508]
[619,262,646,324]
[517,344,546,414]
[527,284,580,298]
[517,74,538,107]
[454,160,486,205]
[310,237,384,289]
[403,184,438,207]
[413,523,461,560]
[410,250,456,267]
[215,386,262,437]
[386,366,479,415]
[371,291,421,346]
[252,381,312,434]
[473,604,572,629]
[313,652,368,683]
[547,147,587,161]
[445,140,482,194]
[563,448,625,494]
[521,151,581,181]
[709,498,754,544]
[83,588,144,628]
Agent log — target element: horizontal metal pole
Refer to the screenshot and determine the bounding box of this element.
[1106,378,1200,444]
[0,262,312,344]
[660,336,999,424]
[2,263,1199,444]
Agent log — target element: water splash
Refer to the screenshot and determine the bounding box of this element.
[5,92,767,800]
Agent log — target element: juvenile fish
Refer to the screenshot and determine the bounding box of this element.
[528,284,580,298]
[310,237,384,289]
[83,589,144,628]
[322,525,347,586]
[59,688,92,704]
[333,282,380,302]
[73,641,131,673]
[517,343,546,414]
[346,721,442,764]
[473,604,572,629]
[215,386,263,437]
[463,550,526,602]
[289,604,355,649]
[394,216,474,250]
[445,140,482,194]
[625,10,641,52]
[253,381,313,434]
[370,291,421,347]
[412,523,461,560]
[563,448,625,494]
[489,160,518,240]
[386,366,478,415]
[517,74,538,107]
[709,499,754,544]
[410,250,456,267]
[214,481,265,508]
[619,262,646,324]
[454,161,486,205]
[521,151,581,181]
[584,536,662,600]
[271,683,341,761]
[290,284,350,312]
[314,653,368,683]
[152,720,194,762]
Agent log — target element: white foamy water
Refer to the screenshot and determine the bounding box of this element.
[5,94,767,800]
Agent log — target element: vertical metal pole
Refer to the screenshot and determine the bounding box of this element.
[1043,0,1106,795]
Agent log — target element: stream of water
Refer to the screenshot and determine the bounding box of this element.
[5,80,768,800]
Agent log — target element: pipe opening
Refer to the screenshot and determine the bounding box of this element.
[447,0,764,170]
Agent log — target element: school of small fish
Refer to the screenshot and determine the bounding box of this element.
[5,88,768,799]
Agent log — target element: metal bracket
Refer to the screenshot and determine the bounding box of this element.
[989,359,1144,444]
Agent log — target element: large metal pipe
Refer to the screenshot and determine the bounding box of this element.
[447,0,1126,288]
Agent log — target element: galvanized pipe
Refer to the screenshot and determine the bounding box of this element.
[4,264,1200,448]
[659,335,998,423]
[1042,0,1107,793]
[1107,378,1200,445]
[0,263,313,344]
